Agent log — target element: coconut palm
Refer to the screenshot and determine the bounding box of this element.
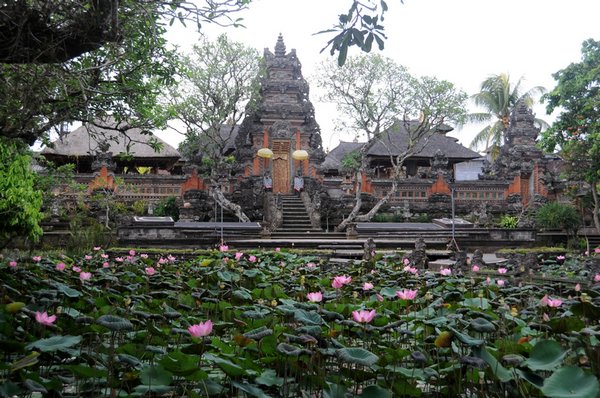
[467,73,547,155]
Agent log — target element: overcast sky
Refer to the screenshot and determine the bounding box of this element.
[161,0,600,152]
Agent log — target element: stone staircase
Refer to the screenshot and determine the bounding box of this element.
[272,195,323,236]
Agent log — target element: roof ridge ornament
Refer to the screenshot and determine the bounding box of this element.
[274,33,286,56]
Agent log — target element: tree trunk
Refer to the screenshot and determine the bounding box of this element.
[356,181,397,222]
[335,169,364,232]
[592,182,600,233]
[209,186,251,223]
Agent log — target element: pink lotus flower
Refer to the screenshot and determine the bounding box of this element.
[158,257,168,264]
[396,289,418,300]
[440,268,452,276]
[540,295,562,307]
[497,279,505,287]
[129,250,136,256]
[594,248,600,254]
[219,245,229,252]
[188,320,213,338]
[403,265,418,274]
[35,311,56,326]
[9,261,17,268]
[32,256,41,262]
[235,252,244,261]
[84,255,92,260]
[556,255,566,261]
[145,267,156,276]
[306,292,323,302]
[115,257,124,263]
[101,254,109,259]
[575,283,581,292]
[275,247,281,252]
[79,272,92,281]
[471,265,480,272]
[594,274,600,282]
[543,312,550,322]
[102,262,110,268]
[72,266,81,273]
[248,255,257,263]
[403,258,410,266]
[332,275,352,289]
[376,293,384,302]
[140,253,148,259]
[352,309,376,323]
[498,268,507,274]
[485,277,492,285]
[362,282,374,291]
[167,255,176,262]
[306,262,316,269]
[56,262,65,271]
[126,256,133,262]
[93,246,101,251]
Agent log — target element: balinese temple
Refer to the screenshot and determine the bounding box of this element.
[234,34,326,194]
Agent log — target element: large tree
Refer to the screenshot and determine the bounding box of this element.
[541,38,600,232]
[168,34,262,222]
[467,73,546,155]
[315,54,467,231]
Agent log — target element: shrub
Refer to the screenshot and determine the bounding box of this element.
[499,215,518,228]
[132,200,146,216]
[535,202,581,234]
[154,196,180,221]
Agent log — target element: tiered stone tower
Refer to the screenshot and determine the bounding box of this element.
[235,34,325,194]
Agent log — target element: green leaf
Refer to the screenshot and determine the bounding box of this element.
[461,297,490,310]
[233,289,253,301]
[294,309,324,325]
[324,382,348,398]
[10,352,39,372]
[472,346,513,382]
[255,369,284,387]
[96,315,134,331]
[337,347,379,366]
[524,340,566,371]
[139,364,173,386]
[204,353,245,377]
[448,327,484,346]
[231,381,271,398]
[54,282,82,298]
[243,326,273,341]
[541,366,599,398]
[469,317,496,333]
[159,351,201,376]
[26,335,82,353]
[359,385,393,398]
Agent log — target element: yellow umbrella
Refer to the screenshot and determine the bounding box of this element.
[292,149,309,160]
[257,148,273,158]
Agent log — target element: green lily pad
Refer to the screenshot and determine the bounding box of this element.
[10,352,39,372]
[255,369,284,387]
[140,364,173,386]
[26,335,82,353]
[294,309,324,325]
[541,366,599,398]
[244,326,273,340]
[204,353,245,377]
[96,315,133,331]
[469,317,496,333]
[337,347,379,366]
[359,385,392,398]
[524,340,566,371]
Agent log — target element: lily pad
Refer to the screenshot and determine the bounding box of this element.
[26,335,81,353]
[469,317,496,333]
[243,326,273,340]
[337,347,379,366]
[524,339,566,371]
[541,366,599,398]
[359,385,392,398]
[96,315,133,331]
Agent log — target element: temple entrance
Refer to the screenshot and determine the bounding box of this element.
[272,140,291,194]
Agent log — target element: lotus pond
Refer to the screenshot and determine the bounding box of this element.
[1,248,600,397]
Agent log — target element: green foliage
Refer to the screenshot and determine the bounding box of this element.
[131,200,147,216]
[340,150,361,172]
[498,214,518,229]
[66,217,108,256]
[535,202,581,233]
[154,196,180,221]
[0,140,43,247]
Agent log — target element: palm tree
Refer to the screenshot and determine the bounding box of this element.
[467,73,547,156]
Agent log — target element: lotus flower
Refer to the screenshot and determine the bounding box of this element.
[32,256,41,262]
[352,309,376,323]
[145,267,156,276]
[396,289,418,300]
[188,320,213,337]
[471,265,480,272]
[306,262,316,269]
[540,295,562,307]
[594,274,600,282]
[362,282,373,291]
[93,246,101,251]
[249,255,257,263]
[594,248,600,254]
[56,262,65,271]
[84,255,92,260]
[79,271,92,281]
[9,261,17,268]
[219,245,229,252]
[556,255,566,261]
[35,311,56,326]
[129,250,136,256]
[235,252,244,260]
[498,268,507,274]
[575,283,581,292]
[158,257,168,264]
[102,262,110,268]
[332,275,352,289]
[403,258,410,265]
[497,279,505,287]
[167,255,176,262]
[275,247,281,252]
[440,268,452,276]
[115,257,124,263]
[140,253,148,259]
[306,292,323,302]
[101,254,109,259]
[72,266,81,273]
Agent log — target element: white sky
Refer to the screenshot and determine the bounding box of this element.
[160,0,600,153]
